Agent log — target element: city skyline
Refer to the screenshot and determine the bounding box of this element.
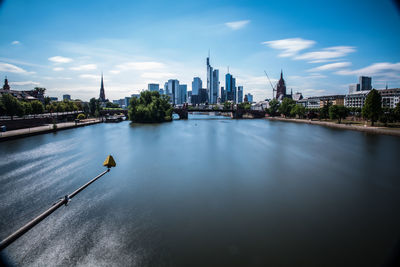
[0,0,399,102]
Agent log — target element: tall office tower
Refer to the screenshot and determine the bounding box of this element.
[237,86,243,103]
[359,76,372,91]
[99,73,106,102]
[168,79,180,105]
[220,86,226,102]
[212,69,219,104]
[206,54,219,104]
[148,83,159,92]
[179,84,187,104]
[225,73,236,102]
[192,77,202,96]
[164,82,169,94]
[246,93,253,103]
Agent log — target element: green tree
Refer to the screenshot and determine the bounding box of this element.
[31,100,44,117]
[362,89,382,126]
[223,101,232,110]
[44,96,51,106]
[1,94,21,119]
[291,104,306,118]
[89,98,100,117]
[278,98,295,117]
[237,102,251,110]
[22,102,33,116]
[267,99,280,116]
[329,105,348,124]
[128,91,172,123]
[395,102,400,122]
[106,101,120,108]
[319,102,331,120]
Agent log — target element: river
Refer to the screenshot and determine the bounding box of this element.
[1,115,400,266]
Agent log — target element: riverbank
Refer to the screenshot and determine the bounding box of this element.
[0,119,101,142]
[266,117,400,137]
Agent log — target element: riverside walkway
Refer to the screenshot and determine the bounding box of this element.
[0,119,101,142]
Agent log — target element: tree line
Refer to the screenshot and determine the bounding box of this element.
[266,89,400,125]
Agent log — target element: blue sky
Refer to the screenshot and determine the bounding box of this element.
[0,0,399,101]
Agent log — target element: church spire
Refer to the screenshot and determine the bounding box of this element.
[99,72,105,102]
[3,76,10,91]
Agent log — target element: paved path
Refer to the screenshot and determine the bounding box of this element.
[0,119,101,141]
[267,117,400,137]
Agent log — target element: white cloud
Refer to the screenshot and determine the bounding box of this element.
[79,74,99,79]
[262,38,316,57]
[307,62,351,72]
[48,56,73,64]
[70,64,97,71]
[0,62,27,73]
[53,67,64,71]
[10,81,40,86]
[140,72,176,79]
[225,20,250,30]
[295,46,356,61]
[116,61,165,71]
[109,70,121,74]
[11,41,20,45]
[335,62,400,80]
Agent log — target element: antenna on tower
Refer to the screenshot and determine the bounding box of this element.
[227,66,229,74]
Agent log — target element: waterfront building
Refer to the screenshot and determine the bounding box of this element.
[63,94,71,101]
[237,86,243,103]
[199,88,208,104]
[168,79,180,105]
[148,83,159,92]
[292,92,303,101]
[379,88,400,108]
[298,95,345,108]
[179,84,187,104]
[99,73,106,102]
[192,77,202,96]
[344,91,370,108]
[0,77,40,101]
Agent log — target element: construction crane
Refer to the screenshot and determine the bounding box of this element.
[264,70,276,100]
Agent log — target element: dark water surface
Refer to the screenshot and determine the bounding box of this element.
[1,115,400,266]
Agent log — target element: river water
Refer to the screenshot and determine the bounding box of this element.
[1,115,400,266]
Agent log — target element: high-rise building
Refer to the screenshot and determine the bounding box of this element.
[168,79,180,105]
[148,83,159,92]
[164,82,168,94]
[192,77,202,96]
[63,94,71,101]
[220,86,226,102]
[360,76,372,91]
[237,86,243,103]
[179,84,187,104]
[206,54,219,104]
[225,73,236,102]
[246,93,253,103]
[99,73,106,102]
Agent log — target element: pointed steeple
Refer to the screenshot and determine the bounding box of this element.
[99,72,105,102]
[3,76,10,91]
[280,70,283,80]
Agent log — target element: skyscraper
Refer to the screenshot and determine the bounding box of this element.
[225,73,236,102]
[192,77,202,96]
[237,86,243,103]
[179,84,187,104]
[359,76,372,91]
[168,79,180,105]
[148,83,159,92]
[99,73,106,102]
[206,53,218,104]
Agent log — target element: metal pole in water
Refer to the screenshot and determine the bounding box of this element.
[0,155,117,251]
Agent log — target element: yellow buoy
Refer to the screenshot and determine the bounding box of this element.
[103,155,116,168]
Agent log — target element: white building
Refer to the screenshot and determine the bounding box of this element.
[380,88,400,108]
[345,91,370,108]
